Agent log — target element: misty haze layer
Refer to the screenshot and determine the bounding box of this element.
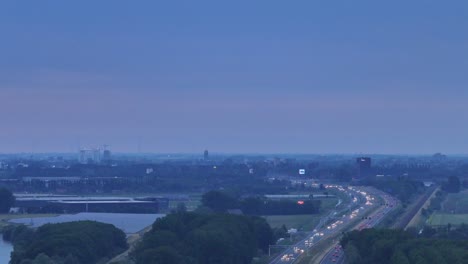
[1,1,467,153]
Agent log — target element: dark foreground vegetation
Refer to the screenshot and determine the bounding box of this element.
[132,212,274,264]
[4,221,128,264]
[0,187,15,213]
[341,228,468,264]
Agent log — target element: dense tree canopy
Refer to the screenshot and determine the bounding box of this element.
[240,197,321,215]
[363,178,425,203]
[341,229,468,264]
[0,187,15,213]
[5,221,128,264]
[132,212,274,264]
[442,176,461,193]
[201,190,239,212]
[202,191,322,215]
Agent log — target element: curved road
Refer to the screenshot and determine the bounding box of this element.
[269,185,384,264]
[319,190,399,264]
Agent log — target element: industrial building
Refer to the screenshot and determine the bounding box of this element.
[14,194,169,214]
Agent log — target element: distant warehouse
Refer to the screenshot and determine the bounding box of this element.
[264,194,335,200]
[14,195,169,214]
[52,200,159,214]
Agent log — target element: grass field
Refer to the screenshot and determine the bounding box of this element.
[263,214,321,231]
[442,190,468,214]
[168,200,201,211]
[428,213,468,226]
[0,214,58,221]
[263,197,337,231]
[320,198,340,211]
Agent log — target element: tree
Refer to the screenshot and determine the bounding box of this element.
[0,187,15,213]
[340,229,468,264]
[344,242,361,264]
[273,225,288,240]
[32,253,55,264]
[391,250,410,264]
[201,191,238,212]
[175,202,187,213]
[9,221,128,264]
[63,254,80,264]
[251,216,275,252]
[240,197,264,215]
[137,247,184,264]
[133,212,273,264]
[443,176,460,193]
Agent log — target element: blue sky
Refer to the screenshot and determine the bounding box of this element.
[1,1,468,154]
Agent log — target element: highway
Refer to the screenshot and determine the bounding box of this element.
[269,185,383,264]
[319,190,399,264]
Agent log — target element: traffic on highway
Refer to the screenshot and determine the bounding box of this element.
[269,185,398,264]
[319,190,398,264]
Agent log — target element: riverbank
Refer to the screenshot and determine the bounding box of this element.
[0,234,13,264]
[0,214,59,231]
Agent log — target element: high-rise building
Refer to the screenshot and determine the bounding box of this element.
[204,150,209,160]
[356,157,372,178]
[92,149,101,163]
[78,146,106,164]
[102,150,111,161]
[357,157,371,169]
[79,149,88,164]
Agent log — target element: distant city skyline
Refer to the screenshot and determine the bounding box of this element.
[1,1,468,154]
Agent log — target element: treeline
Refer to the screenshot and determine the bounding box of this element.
[363,178,425,204]
[441,175,462,193]
[421,190,447,217]
[416,223,468,240]
[241,197,321,215]
[341,229,468,264]
[4,221,128,264]
[0,187,14,213]
[131,212,274,264]
[5,162,289,195]
[201,190,321,215]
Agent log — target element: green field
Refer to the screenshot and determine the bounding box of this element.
[0,213,58,221]
[283,194,339,211]
[442,190,468,214]
[261,197,337,231]
[263,214,321,231]
[318,198,339,210]
[168,200,201,211]
[428,213,468,226]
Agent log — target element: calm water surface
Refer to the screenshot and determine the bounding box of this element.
[0,235,12,264]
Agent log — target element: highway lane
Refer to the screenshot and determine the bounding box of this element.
[269,185,378,264]
[319,190,399,264]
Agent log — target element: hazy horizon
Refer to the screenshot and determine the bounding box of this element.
[2,1,468,153]
[1,150,466,157]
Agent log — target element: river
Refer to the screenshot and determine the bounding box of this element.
[0,235,13,264]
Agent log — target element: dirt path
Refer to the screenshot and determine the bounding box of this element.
[107,225,153,264]
[405,187,439,229]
